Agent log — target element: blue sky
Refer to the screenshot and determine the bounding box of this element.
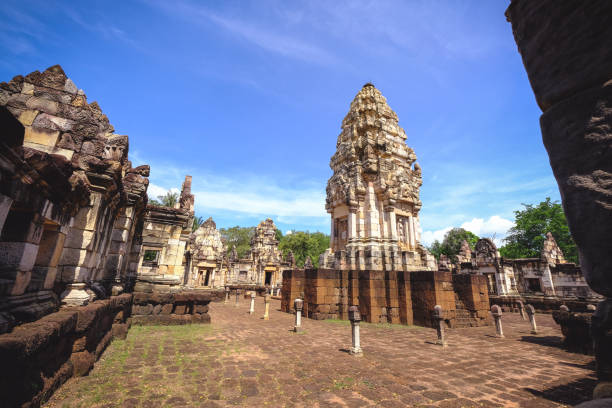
[0,0,561,245]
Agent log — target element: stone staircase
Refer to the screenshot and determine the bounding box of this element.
[454,295,474,328]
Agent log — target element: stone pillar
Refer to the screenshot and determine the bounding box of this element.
[0,194,13,234]
[388,210,398,242]
[330,215,335,250]
[235,289,240,307]
[517,300,527,320]
[506,2,612,400]
[263,294,270,320]
[348,209,357,242]
[33,224,67,292]
[365,183,380,240]
[526,304,537,334]
[433,305,446,347]
[491,305,504,338]
[294,298,303,332]
[592,299,612,399]
[224,286,229,304]
[249,292,255,315]
[348,306,362,356]
[408,216,416,249]
[0,211,44,296]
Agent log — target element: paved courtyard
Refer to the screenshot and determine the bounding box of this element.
[45,298,596,408]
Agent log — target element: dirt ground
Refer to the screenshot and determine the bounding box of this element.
[44,298,595,407]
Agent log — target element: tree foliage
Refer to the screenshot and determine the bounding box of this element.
[499,197,578,263]
[192,216,204,232]
[219,226,255,258]
[149,191,179,207]
[278,231,330,268]
[428,228,479,262]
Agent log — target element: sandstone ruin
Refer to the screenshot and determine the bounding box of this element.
[226,218,290,287]
[188,217,227,288]
[282,84,490,328]
[0,66,217,406]
[444,234,599,300]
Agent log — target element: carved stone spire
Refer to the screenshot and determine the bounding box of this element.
[321,84,435,272]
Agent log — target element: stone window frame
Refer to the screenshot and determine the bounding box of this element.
[142,249,160,266]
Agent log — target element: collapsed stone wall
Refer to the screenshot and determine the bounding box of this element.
[490,294,598,314]
[131,291,221,325]
[0,293,132,408]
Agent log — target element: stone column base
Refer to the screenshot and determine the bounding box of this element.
[60,283,90,307]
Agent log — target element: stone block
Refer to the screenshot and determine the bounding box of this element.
[194,304,209,314]
[25,96,58,115]
[60,266,91,283]
[173,304,188,315]
[64,229,94,250]
[71,351,95,376]
[0,242,38,272]
[133,304,153,315]
[17,109,38,126]
[59,248,90,267]
[23,126,60,147]
[160,304,173,315]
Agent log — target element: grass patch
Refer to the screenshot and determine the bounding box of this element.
[332,377,355,390]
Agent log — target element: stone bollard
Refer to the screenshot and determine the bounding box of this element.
[263,294,270,320]
[433,305,446,347]
[235,289,240,307]
[224,286,230,304]
[294,298,303,332]
[526,304,537,334]
[517,300,527,320]
[348,306,363,356]
[249,292,256,315]
[491,305,504,338]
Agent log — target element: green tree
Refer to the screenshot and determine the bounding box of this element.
[192,216,204,232]
[275,228,283,242]
[278,231,330,268]
[499,197,578,263]
[428,228,479,262]
[157,192,179,207]
[219,226,255,258]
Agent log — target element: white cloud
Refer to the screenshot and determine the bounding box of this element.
[147,184,179,201]
[421,227,452,246]
[421,215,514,247]
[460,215,514,240]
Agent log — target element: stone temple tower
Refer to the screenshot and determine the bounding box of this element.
[320,83,436,271]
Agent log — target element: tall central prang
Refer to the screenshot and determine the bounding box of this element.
[320,83,436,271]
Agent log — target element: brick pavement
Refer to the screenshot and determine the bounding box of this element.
[45,298,596,407]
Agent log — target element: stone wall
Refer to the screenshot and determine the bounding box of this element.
[0,293,132,408]
[281,269,305,313]
[281,268,489,328]
[490,294,599,314]
[131,291,221,325]
[411,271,456,328]
[452,274,490,327]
